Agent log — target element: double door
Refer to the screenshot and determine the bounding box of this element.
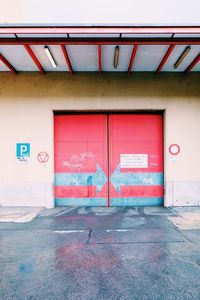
[54,114,163,206]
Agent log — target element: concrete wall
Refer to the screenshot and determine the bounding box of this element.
[0,0,200,25]
[0,73,200,207]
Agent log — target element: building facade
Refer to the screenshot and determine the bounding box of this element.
[0,2,200,208]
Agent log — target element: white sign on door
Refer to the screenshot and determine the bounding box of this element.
[120,154,148,168]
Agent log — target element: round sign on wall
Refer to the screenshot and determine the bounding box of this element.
[169,144,180,156]
[37,151,49,163]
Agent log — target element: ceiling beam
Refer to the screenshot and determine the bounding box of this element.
[184,53,200,73]
[0,26,200,35]
[61,45,73,75]
[156,44,176,74]
[0,53,17,74]
[0,38,200,46]
[128,45,138,74]
[24,45,45,74]
[98,45,102,74]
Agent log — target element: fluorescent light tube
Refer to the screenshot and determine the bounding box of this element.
[114,46,119,68]
[44,46,57,68]
[174,46,191,69]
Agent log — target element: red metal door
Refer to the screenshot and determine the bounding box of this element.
[54,115,108,206]
[109,114,163,206]
[54,114,163,206]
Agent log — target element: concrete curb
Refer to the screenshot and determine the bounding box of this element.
[0,207,43,223]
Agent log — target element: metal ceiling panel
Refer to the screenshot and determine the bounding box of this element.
[162,45,200,72]
[174,34,200,38]
[0,60,10,71]
[17,34,68,38]
[102,45,133,71]
[66,45,98,71]
[0,34,16,38]
[122,34,172,38]
[0,45,38,71]
[191,61,200,71]
[31,45,70,71]
[69,34,120,38]
[133,45,169,71]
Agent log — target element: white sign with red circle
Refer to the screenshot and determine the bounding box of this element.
[37,151,49,163]
[169,144,180,156]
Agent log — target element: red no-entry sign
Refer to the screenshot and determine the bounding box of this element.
[37,151,49,163]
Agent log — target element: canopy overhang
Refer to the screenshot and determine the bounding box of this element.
[0,26,200,74]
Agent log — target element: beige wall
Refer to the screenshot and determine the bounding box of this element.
[0,72,200,207]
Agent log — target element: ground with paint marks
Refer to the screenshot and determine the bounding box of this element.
[0,206,200,300]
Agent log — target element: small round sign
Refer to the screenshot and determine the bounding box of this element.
[169,144,180,156]
[37,151,49,163]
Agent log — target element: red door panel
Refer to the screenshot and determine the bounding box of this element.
[54,115,108,206]
[109,114,163,206]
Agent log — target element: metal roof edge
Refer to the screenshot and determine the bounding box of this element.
[0,24,200,28]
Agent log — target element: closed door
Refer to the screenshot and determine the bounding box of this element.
[54,114,163,206]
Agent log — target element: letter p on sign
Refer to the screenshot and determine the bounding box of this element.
[20,145,28,156]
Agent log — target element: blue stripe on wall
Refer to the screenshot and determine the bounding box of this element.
[55,197,107,207]
[111,197,163,207]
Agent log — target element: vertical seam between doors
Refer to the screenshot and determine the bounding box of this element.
[107,114,110,207]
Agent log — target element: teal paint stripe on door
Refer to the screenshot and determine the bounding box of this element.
[55,198,107,207]
[111,197,163,206]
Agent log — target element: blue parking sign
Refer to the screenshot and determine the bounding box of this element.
[16,143,30,161]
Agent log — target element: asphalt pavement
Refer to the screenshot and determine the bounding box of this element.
[0,206,200,300]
